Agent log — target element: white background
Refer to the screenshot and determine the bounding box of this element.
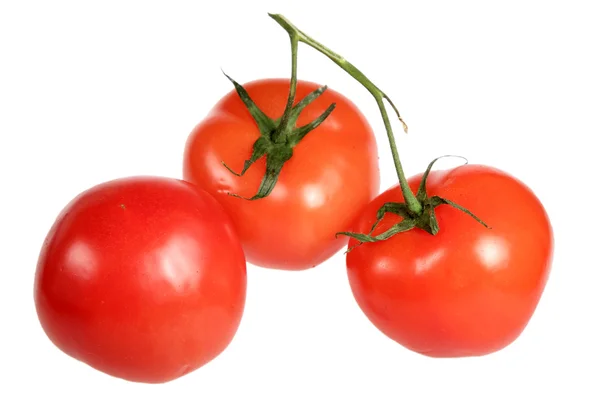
[1,1,598,398]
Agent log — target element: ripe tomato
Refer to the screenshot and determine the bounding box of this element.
[346,164,553,357]
[34,176,247,383]
[183,78,379,270]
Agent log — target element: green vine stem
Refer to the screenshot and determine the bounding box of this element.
[269,14,489,244]
[269,13,422,216]
[271,33,299,144]
[221,17,336,200]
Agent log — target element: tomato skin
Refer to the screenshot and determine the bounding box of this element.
[183,78,379,270]
[346,164,553,357]
[34,176,247,383]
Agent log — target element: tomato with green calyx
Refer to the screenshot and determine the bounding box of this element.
[344,162,553,357]
[34,176,247,383]
[269,14,553,357]
[183,56,379,270]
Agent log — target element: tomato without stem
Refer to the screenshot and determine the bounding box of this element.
[346,164,553,357]
[183,78,379,270]
[34,176,247,383]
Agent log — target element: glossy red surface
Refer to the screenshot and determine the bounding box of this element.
[34,176,247,383]
[183,78,379,270]
[347,165,553,357]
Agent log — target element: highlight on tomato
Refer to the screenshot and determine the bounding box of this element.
[267,14,554,357]
[34,176,247,383]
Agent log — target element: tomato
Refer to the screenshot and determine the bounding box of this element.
[34,176,247,383]
[346,164,553,357]
[183,78,379,270]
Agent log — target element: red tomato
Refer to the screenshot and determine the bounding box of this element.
[183,78,379,270]
[346,164,553,357]
[34,176,247,383]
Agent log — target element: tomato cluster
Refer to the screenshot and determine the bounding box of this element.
[34,14,553,384]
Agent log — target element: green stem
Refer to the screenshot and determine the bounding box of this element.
[269,13,422,215]
[272,32,299,144]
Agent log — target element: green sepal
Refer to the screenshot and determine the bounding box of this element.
[222,137,271,177]
[337,156,490,249]
[290,85,329,119]
[289,102,336,146]
[368,202,411,234]
[338,218,417,244]
[429,196,489,229]
[222,72,275,135]
[228,145,293,200]
[416,155,468,203]
[221,73,337,201]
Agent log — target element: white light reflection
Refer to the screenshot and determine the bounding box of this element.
[414,248,446,275]
[302,184,327,208]
[146,234,202,294]
[475,235,509,272]
[64,240,97,280]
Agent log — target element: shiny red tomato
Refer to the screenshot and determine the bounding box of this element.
[34,176,247,383]
[183,78,379,270]
[346,164,553,357]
